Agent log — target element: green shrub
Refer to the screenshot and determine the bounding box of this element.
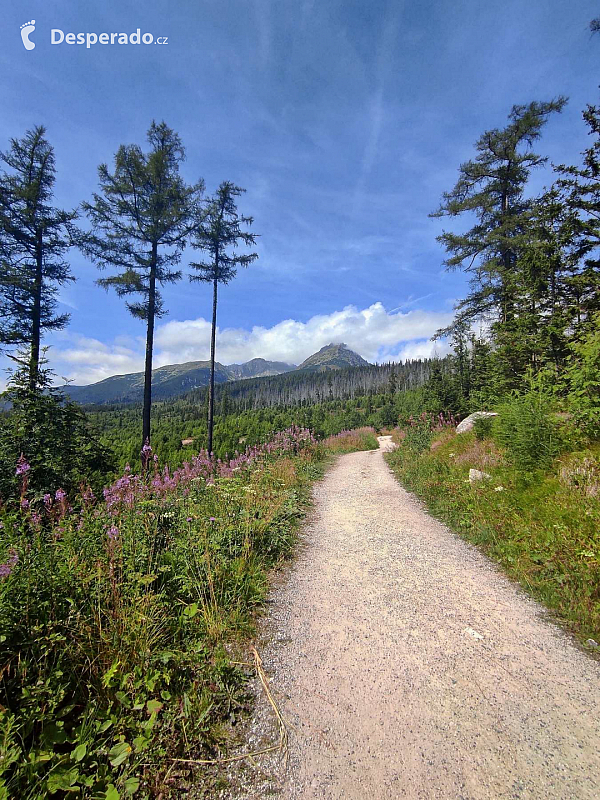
[494,388,565,471]
[0,362,115,505]
[566,313,600,439]
[403,423,432,454]
[473,415,495,441]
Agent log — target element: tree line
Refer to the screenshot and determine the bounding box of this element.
[0,122,257,464]
[429,97,599,421]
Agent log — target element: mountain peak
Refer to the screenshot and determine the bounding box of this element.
[298,343,369,371]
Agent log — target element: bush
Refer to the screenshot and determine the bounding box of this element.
[494,387,565,471]
[0,363,115,505]
[473,415,495,441]
[566,314,600,439]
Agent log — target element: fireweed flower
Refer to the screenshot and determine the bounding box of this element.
[141,439,154,470]
[0,548,19,579]
[107,526,120,540]
[16,455,31,476]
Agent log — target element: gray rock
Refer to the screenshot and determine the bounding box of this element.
[456,411,498,434]
[585,639,598,649]
[469,468,492,483]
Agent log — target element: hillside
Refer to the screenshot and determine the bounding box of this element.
[63,344,373,406]
[64,357,296,405]
[298,343,370,371]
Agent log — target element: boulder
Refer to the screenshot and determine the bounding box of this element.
[456,411,498,434]
[469,468,492,483]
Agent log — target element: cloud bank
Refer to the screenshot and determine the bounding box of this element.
[47,302,454,386]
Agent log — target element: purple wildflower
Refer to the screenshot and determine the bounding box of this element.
[0,549,19,580]
[16,455,30,476]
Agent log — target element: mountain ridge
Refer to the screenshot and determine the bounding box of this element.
[63,343,370,405]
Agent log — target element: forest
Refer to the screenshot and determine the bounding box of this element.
[0,76,599,797]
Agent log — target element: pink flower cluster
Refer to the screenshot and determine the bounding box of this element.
[0,548,19,580]
[10,426,317,529]
[326,427,376,441]
[407,411,457,431]
[101,426,316,514]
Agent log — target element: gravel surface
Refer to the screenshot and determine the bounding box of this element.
[220,436,600,799]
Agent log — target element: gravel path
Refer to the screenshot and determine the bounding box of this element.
[223,436,600,799]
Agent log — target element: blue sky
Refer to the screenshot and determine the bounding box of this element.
[1,0,598,384]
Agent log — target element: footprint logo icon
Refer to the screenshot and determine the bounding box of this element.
[20,20,36,51]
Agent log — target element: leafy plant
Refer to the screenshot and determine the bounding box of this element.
[0,358,114,504]
[473,415,495,441]
[494,385,565,471]
[566,313,600,438]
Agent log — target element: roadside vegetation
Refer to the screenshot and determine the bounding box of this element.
[386,398,600,643]
[0,425,376,798]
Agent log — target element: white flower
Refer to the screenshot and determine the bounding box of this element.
[494,486,506,492]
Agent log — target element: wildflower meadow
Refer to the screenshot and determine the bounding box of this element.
[0,425,376,798]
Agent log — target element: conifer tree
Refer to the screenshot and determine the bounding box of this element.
[431,99,566,334]
[82,121,203,459]
[556,104,600,329]
[0,126,77,388]
[189,182,258,455]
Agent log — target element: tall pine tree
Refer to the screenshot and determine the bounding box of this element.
[189,182,258,455]
[431,99,566,334]
[82,121,203,460]
[557,104,600,330]
[0,126,77,388]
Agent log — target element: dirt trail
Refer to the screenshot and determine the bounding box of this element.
[224,436,599,799]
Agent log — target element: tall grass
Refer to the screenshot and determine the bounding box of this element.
[321,427,379,453]
[0,428,323,798]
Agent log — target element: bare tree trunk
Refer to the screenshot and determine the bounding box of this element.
[29,230,43,390]
[142,242,157,465]
[207,274,218,456]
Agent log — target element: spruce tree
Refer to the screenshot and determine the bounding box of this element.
[556,104,600,329]
[189,182,258,455]
[82,121,203,460]
[0,126,77,388]
[431,99,566,334]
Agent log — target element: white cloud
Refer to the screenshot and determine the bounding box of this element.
[45,302,454,385]
[387,338,453,362]
[51,335,144,386]
[154,302,453,366]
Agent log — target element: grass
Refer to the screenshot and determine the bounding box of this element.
[0,426,377,798]
[321,427,379,453]
[386,426,600,643]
